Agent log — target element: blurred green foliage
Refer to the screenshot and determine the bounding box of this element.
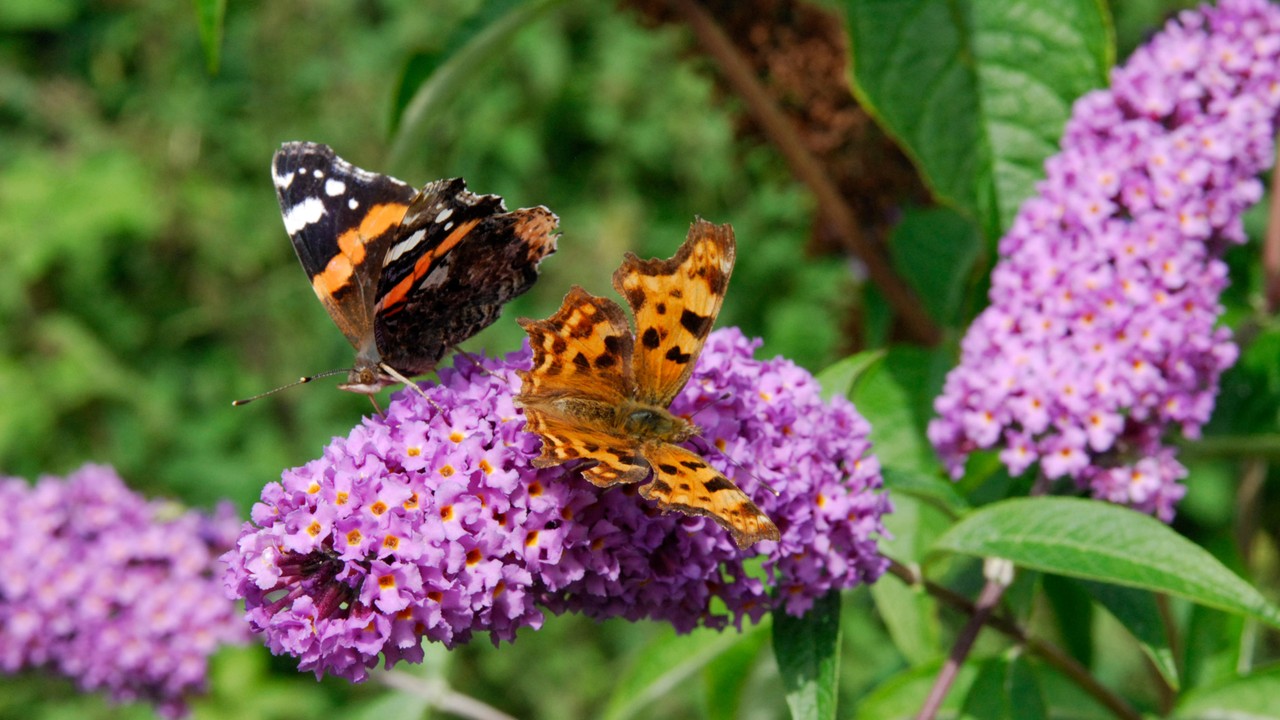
[0,0,847,717]
[0,0,841,504]
[3,0,1278,719]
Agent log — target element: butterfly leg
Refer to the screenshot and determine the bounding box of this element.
[449,347,497,379]
[378,363,445,414]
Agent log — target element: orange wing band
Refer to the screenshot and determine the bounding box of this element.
[310,202,408,297]
[377,218,481,314]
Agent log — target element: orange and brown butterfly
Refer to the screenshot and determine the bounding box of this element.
[514,219,780,548]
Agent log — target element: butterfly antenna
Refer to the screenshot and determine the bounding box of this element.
[231,369,349,406]
[378,363,445,414]
[450,347,496,378]
[687,391,735,421]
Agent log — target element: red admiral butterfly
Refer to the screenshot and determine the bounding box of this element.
[259,142,558,398]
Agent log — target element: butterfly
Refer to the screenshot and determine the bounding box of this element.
[268,142,558,396]
[514,219,780,548]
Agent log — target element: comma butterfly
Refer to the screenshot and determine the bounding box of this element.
[515,219,780,547]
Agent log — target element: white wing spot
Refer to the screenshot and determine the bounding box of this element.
[348,198,360,210]
[434,207,454,224]
[312,169,325,178]
[385,229,427,264]
[324,178,347,196]
[282,197,327,234]
[417,261,450,290]
[272,169,295,190]
[443,221,454,231]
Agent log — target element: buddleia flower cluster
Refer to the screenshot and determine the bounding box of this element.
[928,0,1280,520]
[0,464,246,718]
[224,328,890,681]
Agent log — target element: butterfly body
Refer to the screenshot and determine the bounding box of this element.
[620,403,695,441]
[516,220,780,547]
[271,142,558,395]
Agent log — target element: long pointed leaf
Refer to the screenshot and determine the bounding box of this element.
[883,467,970,518]
[961,654,1046,720]
[849,349,943,473]
[774,590,842,720]
[1174,665,1280,719]
[387,0,564,166]
[1080,580,1179,691]
[843,0,1111,239]
[887,206,982,326]
[933,498,1280,628]
[192,0,227,74]
[870,572,940,666]
[815,350,884,402]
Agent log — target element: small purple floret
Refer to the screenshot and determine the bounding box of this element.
[929,0,1280,521]
[0,464,246,718]
[225,328,890,680]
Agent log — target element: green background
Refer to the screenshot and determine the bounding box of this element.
[4,0,1278,719]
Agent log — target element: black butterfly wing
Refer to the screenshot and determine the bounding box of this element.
[272,142,416,350]
[373,178,559,376]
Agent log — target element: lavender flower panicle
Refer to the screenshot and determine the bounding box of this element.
[225,328,890,680]
[928,0,1280,521]
[0,464,246,718]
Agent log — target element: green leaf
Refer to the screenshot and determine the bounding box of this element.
[932,498,1280,628]
[1182,601,1246,692]
[192,0,226,74]
[602,627,746,720]
[815,350,884,402]
[870,570,940,666]
[1033,654,1115,720]
[386,0,533,135]
[390,51,447,138]
[883,467,970,517]
[849,348,944,473]
[701,622,769,720]
[887,206,982,326]
[387,0,564,166]
[1003,568,1042,620]
[1004,653,1048,720]
[960,654,1046,720]
[880,492,955,568]
[844,0,1112,239]
[773,590,841,720]
[1174,664,1280,719]
[1040,574,1094,668]
[1080,580,1179,691]
[857,660,978,720]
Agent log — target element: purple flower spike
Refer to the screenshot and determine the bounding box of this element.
[225,328,890,680]
[0,464,246,718]
[929,0,1280,521]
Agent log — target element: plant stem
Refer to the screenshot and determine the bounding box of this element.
[1237,460,1266,566]
[377,669,518,720]
[887,559,1142,720]
[1176,433,1280,460]
[914,561,1009,720]
[1153,594,1178,714]
[669,0,941,346]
